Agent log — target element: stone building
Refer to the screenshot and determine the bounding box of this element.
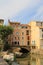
[29,21,43,53]
[8,20,31,47]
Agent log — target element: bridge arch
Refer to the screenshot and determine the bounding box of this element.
[20,48,29,53]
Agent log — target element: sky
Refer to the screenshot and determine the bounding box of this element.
[0,0,43,24]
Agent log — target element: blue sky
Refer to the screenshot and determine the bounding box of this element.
[0,0,43,24]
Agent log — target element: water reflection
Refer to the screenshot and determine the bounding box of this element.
[16,54,43,65]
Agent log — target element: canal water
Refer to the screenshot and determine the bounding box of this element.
[16,54,43,65]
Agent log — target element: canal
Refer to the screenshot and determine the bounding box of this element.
[16,54,43,65]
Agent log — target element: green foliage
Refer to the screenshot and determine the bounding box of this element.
[0,25,13,51]
[0,25,13,40]
[3,42,11,51]
[14,54,16,61]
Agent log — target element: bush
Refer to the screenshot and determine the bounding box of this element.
[3,42,11,51]
[14,54,16,61]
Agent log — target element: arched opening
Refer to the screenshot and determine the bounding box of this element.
[15,42,17,45]
[18,42,19,45]
[20,47,30,53]
[12,42,17,46]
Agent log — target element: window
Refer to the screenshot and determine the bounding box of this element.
[32,41,35,45]
[22,41,24,45]
[18,37,19,40]
[12,42,14,46]
[18,26,21,29]
[42,29,43,31]
[26,30,29,35]
[40,40,43,48]
[16,32,19,35]
[42,22,43,26]
[22,37,24,39]
[18,42,19,45]
[15,37,16,40]
[32,46,36,49]
[27,41,29,45]
[14,42,17,44]
[22,26,24,28]
[22,26,27,29]
[41,22,42,26]
[42,34,43,38]
[22,32,24,35]
[27,36,30,40]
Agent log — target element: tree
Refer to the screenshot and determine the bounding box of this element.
[3,41,11,51]
[0,38,3,51]
[0,25,13,51]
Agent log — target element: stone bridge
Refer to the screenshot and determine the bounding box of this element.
[12,46,31,52]
[20,46,31,51]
